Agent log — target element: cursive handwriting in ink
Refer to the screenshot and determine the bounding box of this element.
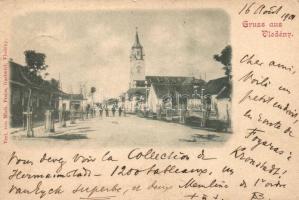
[40,153,66,173]
[7,151,33,166]
[128,148,190,161]
[8,181,63,199]
[102,151,118,162]
[240,54,264,67]
[238,70,271,87]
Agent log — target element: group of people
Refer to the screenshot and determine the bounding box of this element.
[97,104,124,117]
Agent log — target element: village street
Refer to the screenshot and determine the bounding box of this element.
[11,114,231,148]
[9,15,232,148]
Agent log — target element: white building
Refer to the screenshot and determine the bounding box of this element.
[59,94,86,112]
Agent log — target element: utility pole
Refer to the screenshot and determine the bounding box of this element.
[59,75,67,127]
[44,93,55,133]
[70,85,76,124]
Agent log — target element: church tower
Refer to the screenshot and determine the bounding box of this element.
[129,28,145,88]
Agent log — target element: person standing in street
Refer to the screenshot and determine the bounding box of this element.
[105,106,109,117]
[118,106,122,117]
[112,104,116,117]
[123,106,126,117]
[99,105,103,118]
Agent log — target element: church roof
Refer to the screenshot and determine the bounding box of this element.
[145,76,195,99]
[132,29,142,48]
[193,78,206,86]
[134,80,146,87]
[151,83,194,99]
[126,87,146,99]
[146,76,194,85]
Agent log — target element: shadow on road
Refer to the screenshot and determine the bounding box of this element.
[48,134,88,140]
[179,134,222,143]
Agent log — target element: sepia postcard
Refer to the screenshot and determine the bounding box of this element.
[0,0,298,200]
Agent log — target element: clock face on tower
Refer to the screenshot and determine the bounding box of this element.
[132,49,142,60]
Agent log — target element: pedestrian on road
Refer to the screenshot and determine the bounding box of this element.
[112,105,116,117]
[86,104,91,119]
[105,106,109,117]
[99,106,103,118]
[123,106,126,117]
[118,106,122,117]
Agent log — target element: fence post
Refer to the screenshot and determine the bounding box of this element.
[59,109,67,127]
[45,110,55,133]
[179,108,186,124]
[25,111,34,137]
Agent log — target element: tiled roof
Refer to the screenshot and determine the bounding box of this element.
[10,61,64,95]
[145,76,196,99]
[68,94,84,100]
[146,76,194,85]
[152,83,194,99]
[206,76,229,95]
[216,85,231,99]
[126,87,146,99]
[10,61,37,87]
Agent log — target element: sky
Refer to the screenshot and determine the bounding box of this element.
[10,9,230,100]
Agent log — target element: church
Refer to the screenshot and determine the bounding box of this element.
[124,28,147,113]
[121,29,205,113]
[123,28,205,115]
[122,28,231,131]
[129,28,146,88]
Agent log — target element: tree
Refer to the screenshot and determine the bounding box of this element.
[90,87,96,94]
[213,45,232,78]
[24,50,48,76]
[90,87,96,117]
[90,87,96,106]
[49,78,59,89]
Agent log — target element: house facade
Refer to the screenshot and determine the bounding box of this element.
[145,76,205,120]
[125,87,146,113]
[58,93,86,112]
[205,76,231,130]
[10,61,63,127]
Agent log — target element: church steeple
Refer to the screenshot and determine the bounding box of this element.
[133,27,142,48]
[129,27,145,88]
[131,27,144,60]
